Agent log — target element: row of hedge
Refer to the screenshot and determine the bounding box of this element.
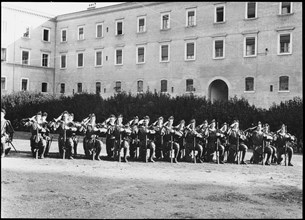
[1,91,303,141]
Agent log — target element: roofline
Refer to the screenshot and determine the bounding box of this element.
[2,5,55,20]
[55,2,167,22]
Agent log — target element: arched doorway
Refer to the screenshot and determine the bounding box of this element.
[208,79,228,102]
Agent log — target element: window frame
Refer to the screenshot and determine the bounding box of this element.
[95,49,103,67]
[60,53,67,69]
[61,28,67,42]
[137,16,146,33]
[278,32,292,55]
[160,12,170,30]
[42,27,50,42]
[60,83,65,94]
[243,35,257,57]
[160,43,170,62]
[1,48,7,62]
[213,38,225,59]
[279,2,293,15]
[115,20,124,36]
[185,40,196,61]
[96,82,101,94]
[77,83,83,93]
[76,52,84,68]
[41,53,49,67]
[115,48,123,65]
[136,45,146,64]
[1,76,7,90]
[244,77,255,92]
[214,4,226,23]
[161,79,168,93]
[279,76,289,92]
[245,2,257,19]
[115,81,122,93]
[96,23,103,38]
[20,77,29,91]
[41,82,48,93]
[137,80,144,93]
[186,8,196,27]
[78,26,85,40]
[21,49,30,65]
[186,79,194,92]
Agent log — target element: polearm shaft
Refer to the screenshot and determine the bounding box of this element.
[262,138,265,166]
[8,140,18,153]
[119,132,122,162]
[193,136,196,163]
[285,125,287,166]
[170,133,173,163]
[236,132,240,165]
[145,133,148,163]
[216,122,219,164]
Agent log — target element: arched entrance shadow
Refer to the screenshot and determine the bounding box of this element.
[208,79,229,103]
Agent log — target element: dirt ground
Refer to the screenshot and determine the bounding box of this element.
[1,132,303,219]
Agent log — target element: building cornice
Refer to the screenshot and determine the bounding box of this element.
[55,2,166,22]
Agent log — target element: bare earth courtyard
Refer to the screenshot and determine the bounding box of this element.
[1,132,303,219]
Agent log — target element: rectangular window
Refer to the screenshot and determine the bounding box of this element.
[186,79,194,92]
[61,29,67,42]
[1,77,6,90]
[77,83,82,93]
[78,26,84,40]
[137,46,145,64]
[245,77,254,91]
[186,9,196,27]
[279,76,289,91]
[246,2,256,18]
[41,83,47,92]
[281,2,292,14]
[186,42,195,60]
[137,17,146,33]
[42,28,50,42]
[21,78,28,91]
[23,27,30,38]
[161,80,167,92]
[279,33,291,54]
[244,36,256,57]
[116,21,123,35]
[115,49,123,65]
[96,82,101,94]
[21,50,30,65]
[60,83,65,93]
[1,48,6,61]
[160,44,169,62]
[270,85,273,92]
[115,81,121,93]
[41,53,49,67]
[77,52,84,67]
[60,54,66,69]
[96,23,103,38]
[95,50,102,66]
[215,6,225,22]
[214,40,224,58]
[161,13,170,30]
[137,80,143,93]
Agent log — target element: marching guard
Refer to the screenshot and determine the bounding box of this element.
[163,116,180,163]
[128,116,140,160]
[138,116,156,162]
[275,124,294,166]
[114,114,131,162]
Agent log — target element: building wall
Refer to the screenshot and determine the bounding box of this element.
[1,6,56,93]
[1,2,302,109]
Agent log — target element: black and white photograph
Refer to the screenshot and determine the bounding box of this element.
[1,1,303,219]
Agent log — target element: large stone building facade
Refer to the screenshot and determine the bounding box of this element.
[1,2,303,109]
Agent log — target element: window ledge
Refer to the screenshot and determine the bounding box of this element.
[160,60,170,63]
[244,91,255,93]
[115,64,123,66]
[95,65,103,68]
[116,34,124,37]
[160,28,171,31]
[185,59,196,62]
[136,62,145,65]
[41,40,51,43]
[243,55,257,58]
[214,21,226,25]
[77,39,85,41]
[244,17,258,21]
[77,66,84,69]
[60,68,67,70]
[137,31,147,34]
[185,25,197,28]
[278,53,292,56]
[60,41,67,44]
[96,37,104,39]
[213,57,225,60]
[278,90,290,93]
[277,12,294,17]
